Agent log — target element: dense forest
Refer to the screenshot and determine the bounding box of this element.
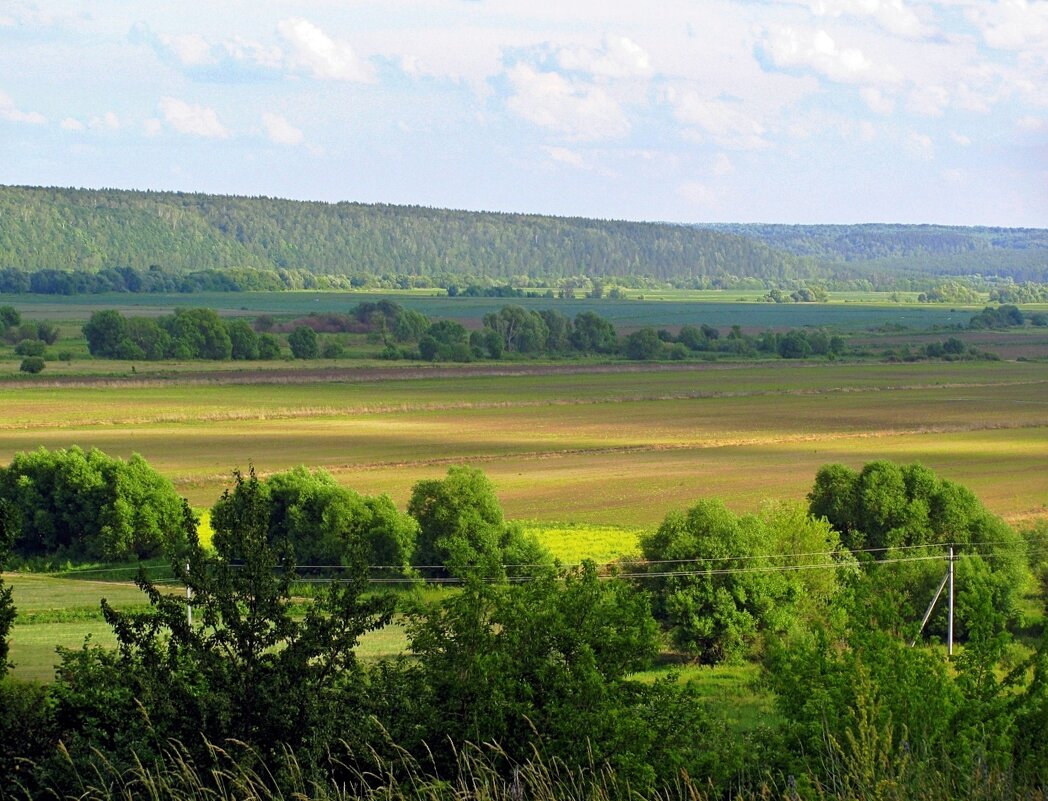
[702,223,1048,282]
[0,186,816,285]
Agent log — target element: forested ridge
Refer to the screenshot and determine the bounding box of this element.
[0,185,818,284]
[701,223,1048,282]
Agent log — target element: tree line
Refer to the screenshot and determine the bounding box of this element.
[0,449,1046,798]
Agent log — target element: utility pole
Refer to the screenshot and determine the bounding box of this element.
[911,544,956,658]
[947,545,954,658]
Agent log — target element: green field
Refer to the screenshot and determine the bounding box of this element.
[3,290,985,330]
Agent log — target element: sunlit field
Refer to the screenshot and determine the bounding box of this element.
[1,360,1045,525]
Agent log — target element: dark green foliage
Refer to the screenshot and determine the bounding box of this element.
[392,308,430,342]
[623,326,665,360]
[970,304,1025,329]
[397,563,735,791]
[0,501,15,676]
[19,356,45,374]
[226,319,260,360]
[257,333,281,359]
[0,446,185,560]
[35,321,59,345]
[48,474,396,784]
[287,325,319,359]
[482,305,549,354]
[408,466,550,578]
[419,319,471,362]
[82,309,129,357]
[640,500,849,663]
[0,677,53,794]
[211,466,417,570]
[570,311,618,353]
[125,317,171,359]
[808,461,1027,639]
[14,339,46,356]
[162,308,232,359]
[0,305,19,330]
[0,185,819,286]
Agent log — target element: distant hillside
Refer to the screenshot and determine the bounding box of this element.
[699,223,1048,282]
[0,185,816,285]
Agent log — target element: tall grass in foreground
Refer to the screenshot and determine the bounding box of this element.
[18,739,1047,801]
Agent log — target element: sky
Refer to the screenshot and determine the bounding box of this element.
[1,0,1046,226]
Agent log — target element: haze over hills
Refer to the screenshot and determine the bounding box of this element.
[1,185,1046,289]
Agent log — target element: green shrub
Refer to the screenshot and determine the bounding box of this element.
[19,356,45,374]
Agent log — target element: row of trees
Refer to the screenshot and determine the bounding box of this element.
[83,309,282,361]
[0,454,1045,797]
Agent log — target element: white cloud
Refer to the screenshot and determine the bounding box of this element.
[906,130,934,160]
[712,152,735,176]
[678,180,719,208]
[942,167,965,184]
[262,112,304,145]
[803,0,930,39]
[950,131,972,146]
[1018,115,1048,132]
[762,27,901,85]
[277,18,373,82]
[89,112,121,131]
[0,90,46,125]
[60,117,85,131]
[159,97,230,138]
[861,86,895,114]
[143,118,163,137]
[557,34,652,78]
[967,1,1048,50]
[162,33,215,67]
[506,64,630,140]
[544,146,586,167]
[907,84,950,117]
[671,92,769,150]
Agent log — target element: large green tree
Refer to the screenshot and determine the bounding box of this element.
[640,499,850,663]
[408,466,550,578]
[0,447,185,560]
[49,470,395,783]
[211,466,417,570]
[807,461,1027,638]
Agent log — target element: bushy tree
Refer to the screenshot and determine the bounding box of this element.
[287,325,319,359]
[482,305,549,354]
[48,472,396,784]
[807,461,1027,639]
[392,308,430,342]
[419,319,471,362]
[162,308,232,360]
[624,327,664,360]
[226,319,260,360]
[19,356,45,374]
[257,333,281,359]
[408,466,550,577]
[640,499,850,663]
[211,466,417,570]
[570,311,617,353]
[82,309,129,357]
[395,563,735,791]
[0,447,186,560]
